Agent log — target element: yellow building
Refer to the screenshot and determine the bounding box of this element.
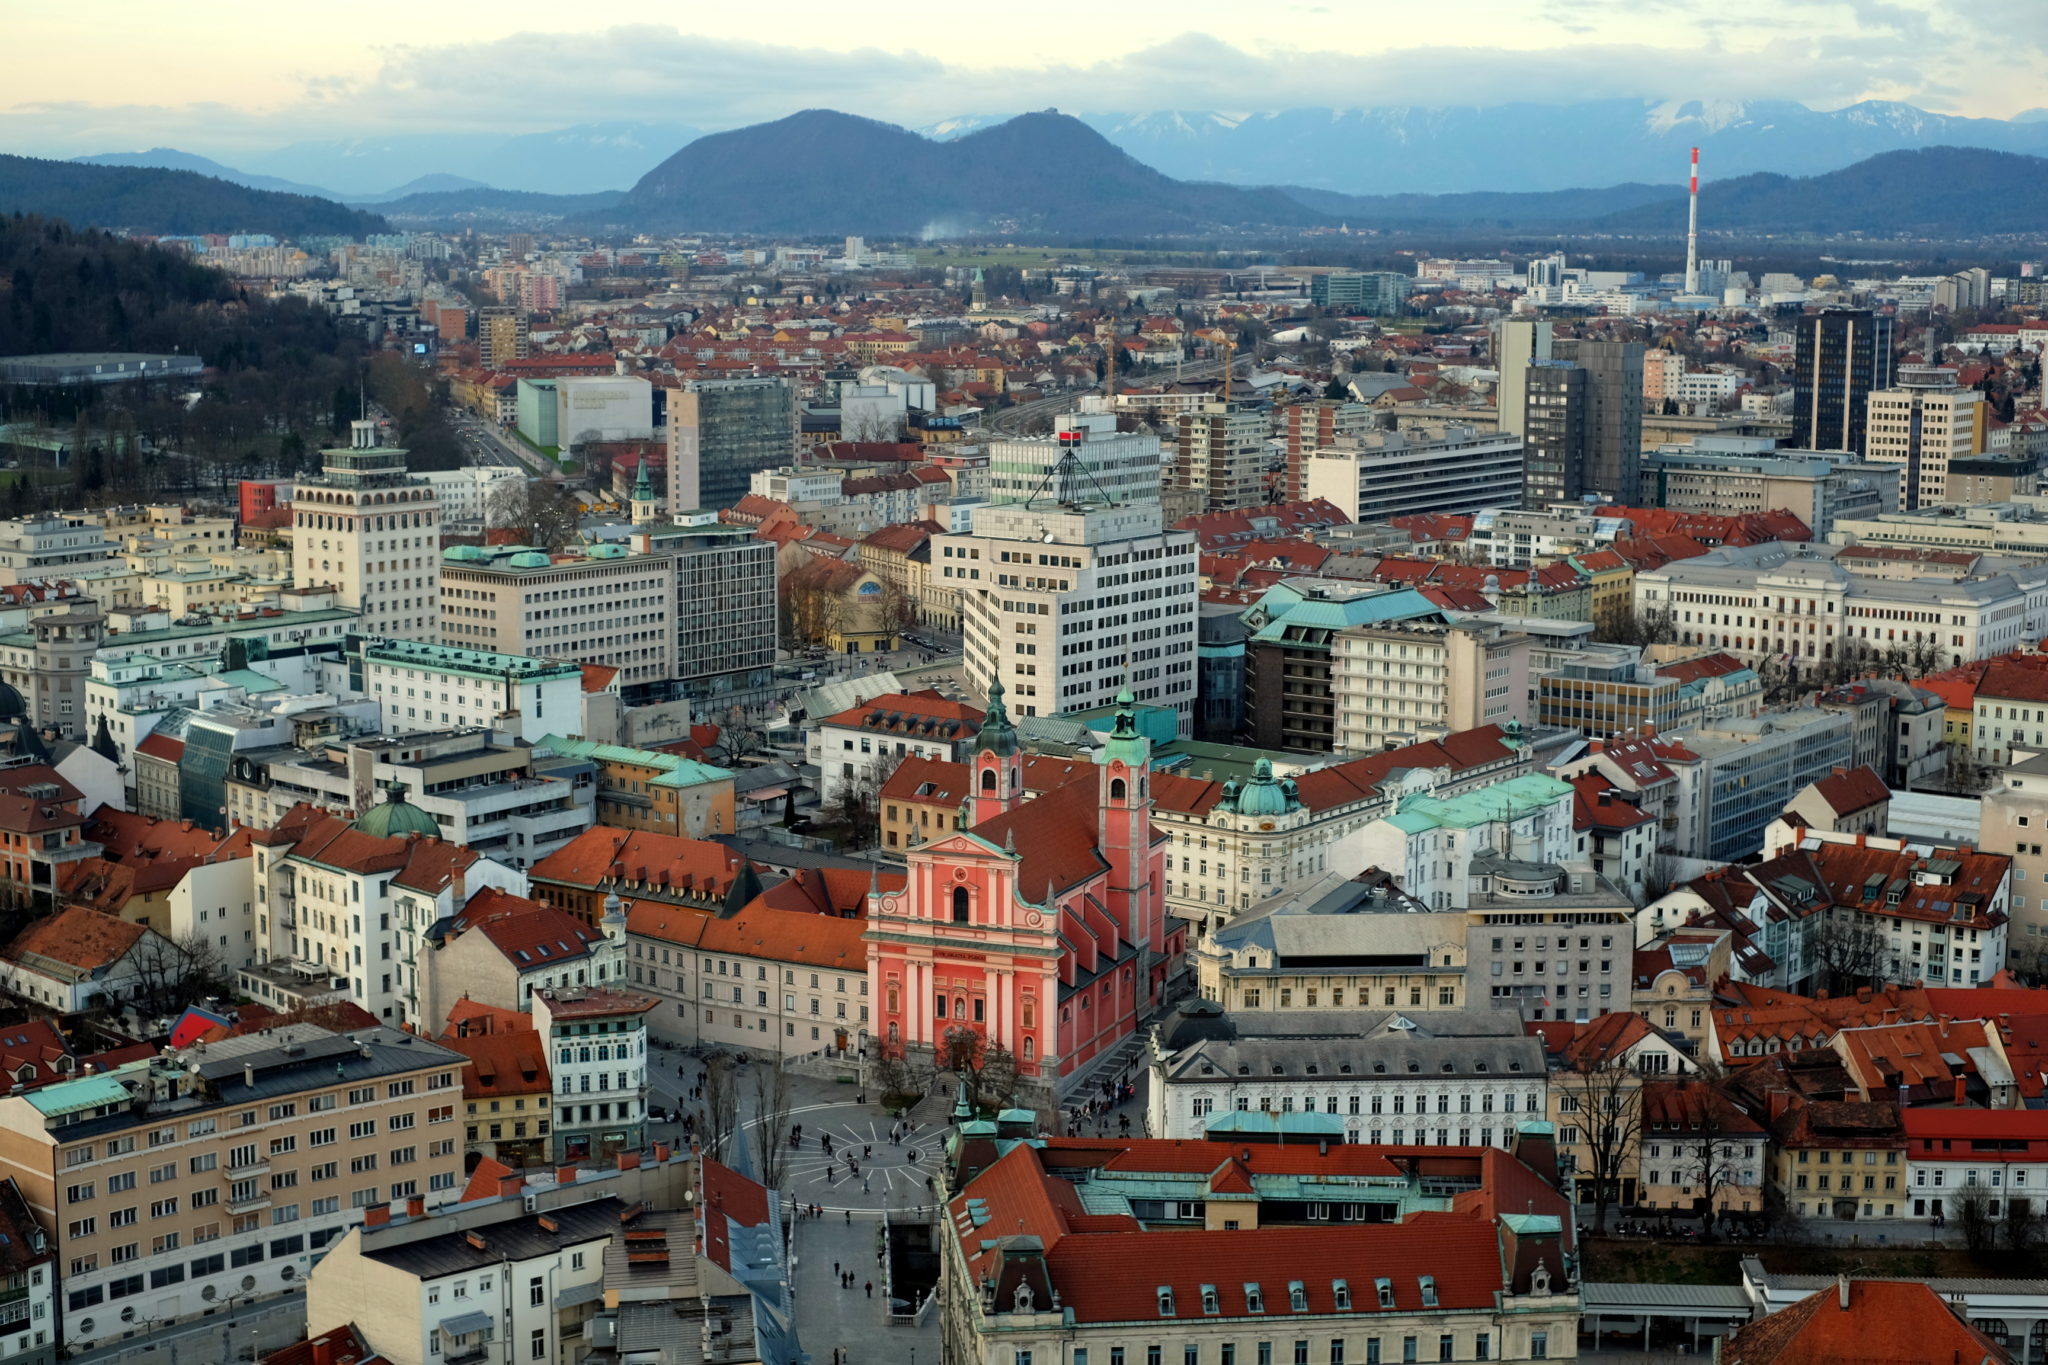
[536,735,736,838]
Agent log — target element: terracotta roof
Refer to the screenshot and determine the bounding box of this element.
[0,1018,72,1084]
[1291,725,1520,812]
[440,1028,551,1100]
[1804,765,1891,818]
[261,1325,386,1365]
[699,1157,772,1274]
[1720,1279,2007,1365]
[968,776,1113,896]
[1642,1080,1766,1135]
[85,808,235,863]
[134,733,185,763]
[1569,773,1655,833]
[443,887,601,968]
[458,1155,519,1205]
[0,765,85,834]
[819,689,984,735]
[445,999,530,1036]
[1654,652,1749,685]
[2,906,148,973]
[529,826,749,900]
[578,663,619,693]
[628,898,870,971]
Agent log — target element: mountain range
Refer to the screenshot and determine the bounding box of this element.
[594,109,1324,237]
[60,98,2048,203]
[926,99,2048,194]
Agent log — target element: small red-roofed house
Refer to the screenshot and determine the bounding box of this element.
[422,886,605,1024]
[0,906,164,1012]
[438,1025,552,1168]
[1779,764,1890,839]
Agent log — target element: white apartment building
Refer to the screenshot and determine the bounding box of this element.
[0,516,119,584]
[1634,543,2047,671]
[1865,366,1987,510]
[531,987,653,1163]
[439,544,676,690]
[1331,619,1532,754]
[987,413,1161,507]
[1170,399,1269,512]
[943,501,1198,729]
[349,638,584,746]
[291,421,442,642]
[1304,423,1524,523]
[552,375,653,444]
[418,467,522,528]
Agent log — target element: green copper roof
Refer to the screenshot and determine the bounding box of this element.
[1097,686,1150,771]
[354,782,440,840]
[1227,757,1300,817]
[1386,773,1575,832]
[976,678,1018,758]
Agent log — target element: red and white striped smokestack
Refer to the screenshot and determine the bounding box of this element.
[1684,146,1701,296]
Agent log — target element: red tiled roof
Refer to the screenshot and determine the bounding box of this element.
[444,887,600,967]
[2,906,148,973]
[441,1028,550,1099]
[578,663,619,693]
[628,898,870,971]
[261,1325,386,1365]
[1720,1279,2005,1365]
[529,826,749,899]
[820,689,984,735]
[134,733,185,764]
[1654,652,1749,685]
[700,1157,772,1274]
[1804,765,1890,818]
[970,776,1113,897]
[1291,725,1520,812]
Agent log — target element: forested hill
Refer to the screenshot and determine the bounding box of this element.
[0,155,386,237]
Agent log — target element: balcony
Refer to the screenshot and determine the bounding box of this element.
[0,1287,30,1330]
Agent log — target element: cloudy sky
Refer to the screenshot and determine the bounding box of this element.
[5,0,2038,160]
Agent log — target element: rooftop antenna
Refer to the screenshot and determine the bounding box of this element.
[1684,147,1701,297]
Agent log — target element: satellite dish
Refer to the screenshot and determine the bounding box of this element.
[1042,530,1055,543]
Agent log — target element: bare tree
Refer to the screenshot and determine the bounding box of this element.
[779,572,846,649]
[1807,909,1889,996]
[2007,1196,2042,1254]
[1958,1187,1998,1255]
[697,1054,740,1162]
[486,478,582,550]
[123,932,234,1018]
[749,1064,796,1192]
[1555,1049,1647,1236]
[977,1039,1020,1111]
[843,408,906,444]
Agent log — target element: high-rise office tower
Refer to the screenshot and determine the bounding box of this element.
[1577,339,1645,505]
[988,412,1160,507]
[1794,308,1896,453]
[1494,319,1553,439]
[292,419,441,640]
[1521,361,1587,508]
[665,376,800,512]
[1519,340,1642,508]
[1864,365,1986,510]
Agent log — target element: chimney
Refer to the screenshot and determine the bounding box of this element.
[364,1204,392,1229]
[557,1165,579,1186]
[1955,1075,1966,1106]
[1837,1273,1850,1310]
[616,1151,642,1172]
[243,1063,256,1088]
[496,1174,524,1200]
[312,1339,334,1365]
[407,1195,426,1219]
[453,860,469,906]
[466,1231,489,1251]
[654,1141,672,1163]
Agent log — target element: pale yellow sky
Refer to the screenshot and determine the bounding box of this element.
[2,0,2031,157]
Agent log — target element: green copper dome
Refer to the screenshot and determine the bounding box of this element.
[1230,758,1300,817]
[354,783,439,840]
[1097,685,1151,771]
[976,678,1019,757]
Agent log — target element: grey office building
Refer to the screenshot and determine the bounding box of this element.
[1519,341,1642,507]
[1793,308,1896,453]
[666,377,799,511]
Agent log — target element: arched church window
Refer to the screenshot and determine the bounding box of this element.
[952,887,971,923]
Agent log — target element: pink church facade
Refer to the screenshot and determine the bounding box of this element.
[864,684,1178,1101]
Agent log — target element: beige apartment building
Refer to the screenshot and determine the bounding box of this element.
[1980,751,2048,980]
[439,544,676,690]
[291,421,442,642]
[1864,365,1986,510]
[1332,618,1532,754]
[0,1024,464,1348]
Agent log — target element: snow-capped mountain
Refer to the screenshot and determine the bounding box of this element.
[927,99,2048,194]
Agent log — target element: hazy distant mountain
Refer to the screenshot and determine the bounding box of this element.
[238,121,696,197]
[606,109,1326,237]
[0,155,387,236]
[72,148,338,200]
[347,173,492,204]
[1595,146,2048,236]
[922,99,2048,194]
[1271,146,2048,238]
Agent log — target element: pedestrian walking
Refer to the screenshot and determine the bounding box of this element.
[865,1281,873,1299]
[833,1261,841,1278]
[845,1209,852,1224]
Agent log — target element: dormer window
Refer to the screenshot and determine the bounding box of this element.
[1375,1277,1394,1309]
[1288,1281,1307,1312]
[1244,1283,1264,1314]
[1419,1276,1438,1308]
[1157,1287,1175,1317]
[1332,1280,1351,1310]
[1200,1285,1219,1315]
